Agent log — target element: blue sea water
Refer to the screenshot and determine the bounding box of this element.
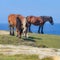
[0,23,60,35]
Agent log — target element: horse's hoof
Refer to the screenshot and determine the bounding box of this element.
[18,36,21,38]
[16,35,18,37]
[12,33,15,36]
[41,32,44,34]
[29,31,32,33]
[18,37,21,38]
[38,31,41,34]
[10,33,12,35]
[12,34,15,36]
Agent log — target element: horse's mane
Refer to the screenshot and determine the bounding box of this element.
[40,16,52,18]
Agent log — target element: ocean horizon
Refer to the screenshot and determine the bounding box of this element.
[0,23,60,35]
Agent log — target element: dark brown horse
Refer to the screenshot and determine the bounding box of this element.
[8,14,28,38]
[26,16,54,34]
[38,16,54,34]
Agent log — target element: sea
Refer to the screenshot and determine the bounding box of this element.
[0,23,60,35]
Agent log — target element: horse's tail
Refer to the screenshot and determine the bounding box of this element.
[16,17,22,30]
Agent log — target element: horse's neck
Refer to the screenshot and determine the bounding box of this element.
[44,18,49,23]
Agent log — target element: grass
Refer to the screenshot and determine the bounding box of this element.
[0,33,60,48]
[0,32,58,60]
[42,57,53,60]
[0,54,40,60]
[0,54,53,60]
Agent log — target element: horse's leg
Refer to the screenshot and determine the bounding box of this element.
[16,29,21,38]
[29,24,30,32]
[24,29,28,38]
[41,26,44,34]
[9,24,12,35]
[29,24,32,33]
[38,26,41,33]
[16,29,18,37]
[9,26,12,35]
[17,31,21,38]
[12,27,15,36]
[18,32,21,38]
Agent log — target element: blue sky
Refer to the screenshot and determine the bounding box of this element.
[0,0,60,23]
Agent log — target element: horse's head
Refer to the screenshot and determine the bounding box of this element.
[49,16,54,25]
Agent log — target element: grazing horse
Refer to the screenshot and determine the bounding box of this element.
[38,16,54,34]
[8,14,28,38]
[26,16,43,33]
[16,15,28,38]
[26,16,54,34]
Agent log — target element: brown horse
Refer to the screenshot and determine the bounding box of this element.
[8,14,28,38]
[26,16,54,34]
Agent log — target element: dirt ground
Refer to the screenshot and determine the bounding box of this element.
[0,30,9,35]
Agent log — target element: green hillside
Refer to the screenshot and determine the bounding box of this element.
[0,33,60,48]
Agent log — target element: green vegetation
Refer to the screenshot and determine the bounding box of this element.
[42,57,53,60]
[0,54,53,60]
[0,33,58,60]
[0,33,60,48]
[0,54,39,60]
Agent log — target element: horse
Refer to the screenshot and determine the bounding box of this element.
[8,14,28,38]
[26,16,43,32]
[38,16,54,34]
[26,16,54,34]
[16,15,28,38]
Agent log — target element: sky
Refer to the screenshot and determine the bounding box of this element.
[0,0,60,23]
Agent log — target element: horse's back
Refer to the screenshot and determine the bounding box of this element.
[26,16,43,25]
[26,16,36,23]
